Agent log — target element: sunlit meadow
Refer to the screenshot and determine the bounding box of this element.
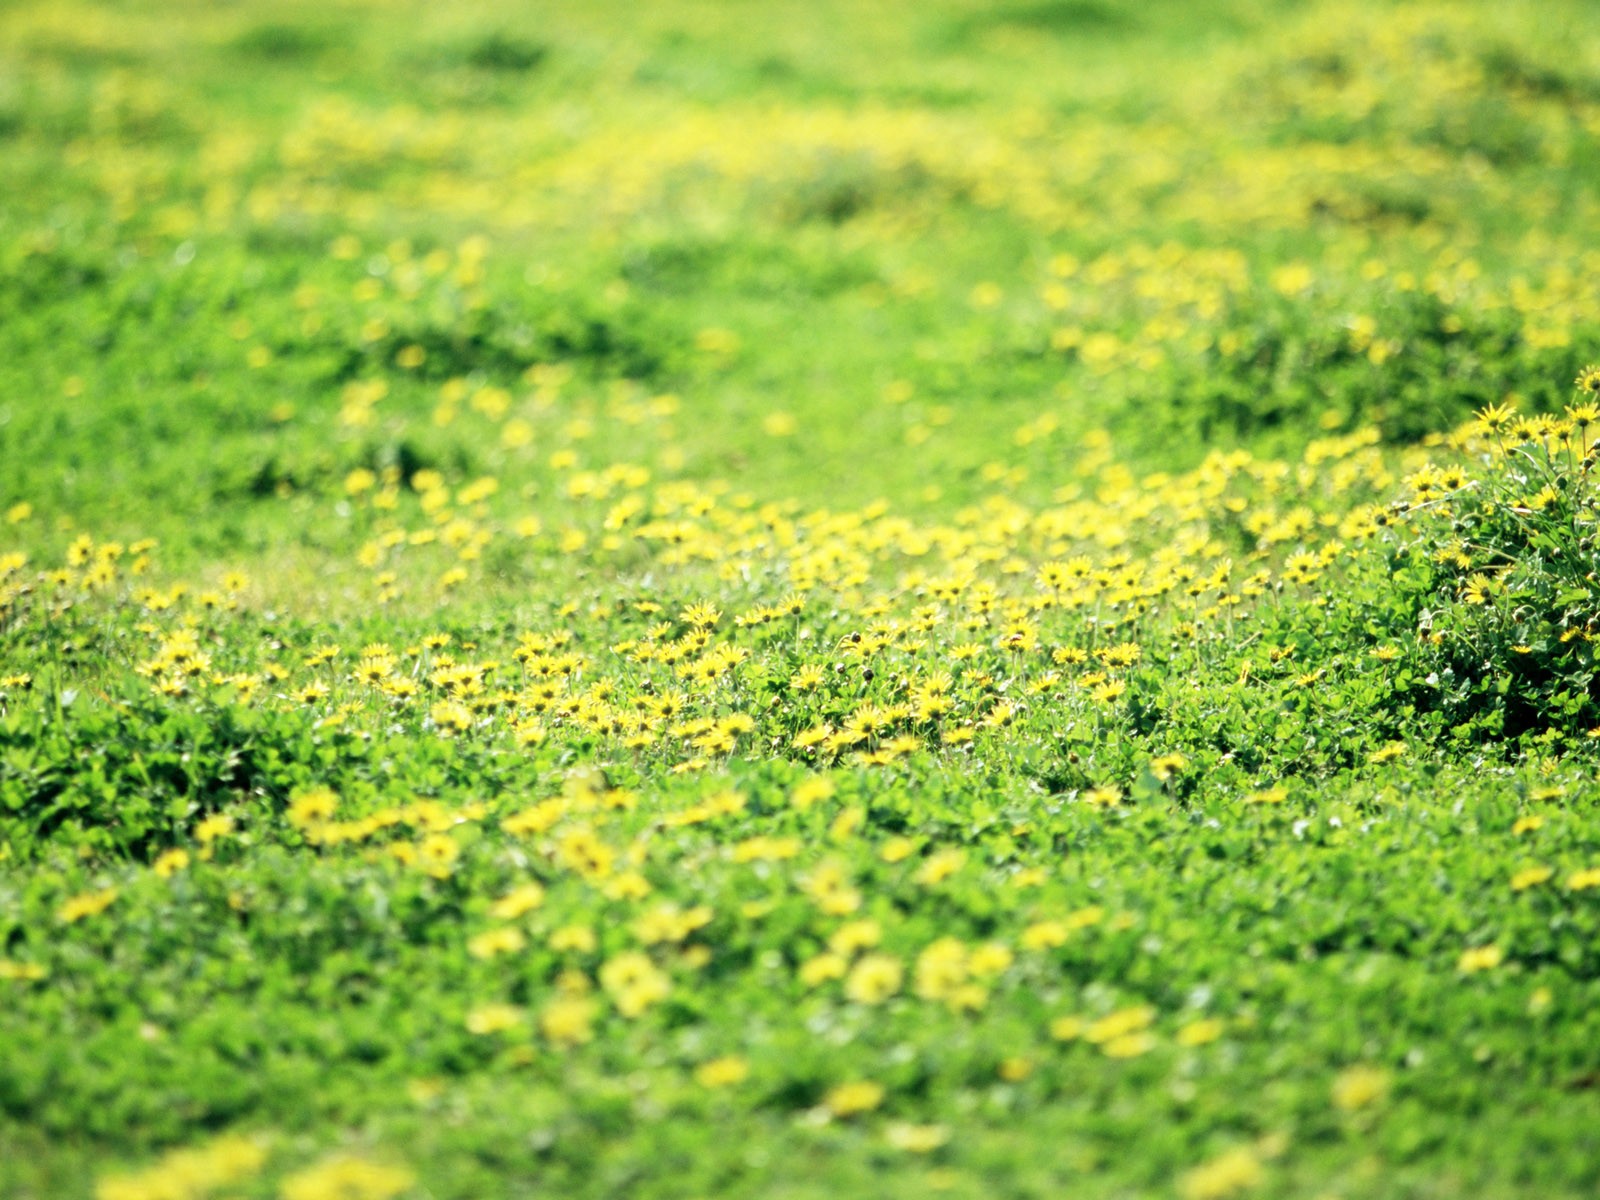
[4,1,1600,1197]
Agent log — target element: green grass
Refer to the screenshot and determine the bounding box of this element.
[4,1,1600,1197]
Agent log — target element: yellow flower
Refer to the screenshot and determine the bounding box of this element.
[489,883,546,920]
[1474,400,1517,434]
[539,996,596,1046]
[556,828,616,880]
[467,927,526,960]
[633,902,711,944]
[280,1155,415,1200]
[845,954,904,1004]
[1150,753,1188,781]
[431,700,474,734]
[823,1080,885,1118]
[1090,680,1126,705]
[681,601,721,628]
[1331,1064,1390,1111]
[287,787,338,828]
[790,776,836,809]
[195,814,235,843]
[417,834,460,879]
[799,953,848,988]
[998,1057,1032,1082]
[1178,1146,1264,1200]
[1082,785,1123,809]
[1457,945,1504,974]
[803,861,861,915]
[884,1122,950,1153]
[1510,866,1554,891]
[344,468,377,495]
[95,1134,268,1200]
[1242,786,1287,806]
[152,849,189,879]
[1176,1018,1225,1047]
[694,1056,750,1088]
[550,925,597,953]
[1067,905,1105,929]
[465,1004,524,1035]
[968,942,1013,977]
[880,836,918,864]
[503,800,566,838]
[829,807,864,842]
[1101,1031,1157,1059]
[1270,261,1313,295]
[1022,920,1069,950]
[829,920,882,956]
[606,872,655,903]
[59,888,118,924]
[1085,1005,1156,1045]
[914,938,969,1001]
[599,952,670,1017]
[913,849,966,886]
[1049,1015,1085,1041]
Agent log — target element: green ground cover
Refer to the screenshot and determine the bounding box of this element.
[4,0,1600,1196]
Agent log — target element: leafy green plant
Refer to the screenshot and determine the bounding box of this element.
[1381,372,1600,744]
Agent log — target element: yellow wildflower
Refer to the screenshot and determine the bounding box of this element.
[823,1080,885,1118]
[1457,945,1504,974]
[1331,1064,1390,1112]
[694,1056,750,1088]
